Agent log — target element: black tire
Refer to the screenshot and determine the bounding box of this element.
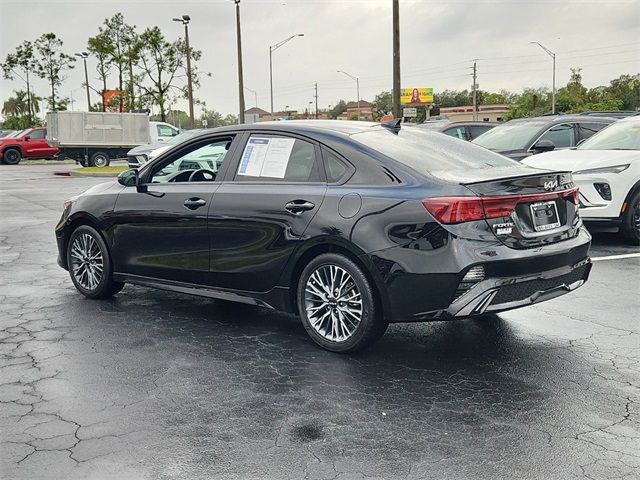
[296,253,388,353]
[3,148,22,165]
[89,151,110,168]
[66,225,124,299]
[621,189,640,246]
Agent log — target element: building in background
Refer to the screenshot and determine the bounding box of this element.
[439,104,511,122]
[337,100,375,120]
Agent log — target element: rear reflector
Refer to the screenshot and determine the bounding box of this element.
[422,187,579,224]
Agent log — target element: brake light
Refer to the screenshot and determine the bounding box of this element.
[422,187,579,224]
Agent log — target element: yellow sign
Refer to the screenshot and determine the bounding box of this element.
[401,87,433,105]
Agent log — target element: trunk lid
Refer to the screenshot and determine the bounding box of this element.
[462,171,581,249]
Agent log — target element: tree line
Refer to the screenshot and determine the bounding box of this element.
[1,12,208,129]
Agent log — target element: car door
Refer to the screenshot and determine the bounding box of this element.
[208,132,327,292]
[110,134,240,285]
[23,129,54,158]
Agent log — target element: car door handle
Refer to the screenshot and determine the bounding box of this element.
[285,200,315,214]
[184,197,207,210]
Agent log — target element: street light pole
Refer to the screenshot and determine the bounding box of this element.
[392,0,401,119]
[173,15,194,127]
[234,0,245,123]
[337,70,360,120]
[75,52,91,111]
[269,33,304,119]
[531,41,556,114]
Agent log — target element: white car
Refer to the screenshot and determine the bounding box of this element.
[523,116,640,244]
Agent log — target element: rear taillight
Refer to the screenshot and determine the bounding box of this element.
[422,187,579,224]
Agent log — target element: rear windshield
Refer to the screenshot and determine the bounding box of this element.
[351,126,519,174]
[472,120,547,151]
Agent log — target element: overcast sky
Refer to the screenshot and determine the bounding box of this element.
[1,0,638,119]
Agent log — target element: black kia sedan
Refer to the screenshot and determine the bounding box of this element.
[56,120,592,352]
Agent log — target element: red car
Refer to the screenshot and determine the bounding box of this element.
[0,127,60,164]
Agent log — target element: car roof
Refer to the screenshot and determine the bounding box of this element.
[199,120,382,138]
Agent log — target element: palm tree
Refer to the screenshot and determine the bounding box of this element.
[2,90,41,118]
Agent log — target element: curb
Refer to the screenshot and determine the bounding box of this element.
[67,170,123,178]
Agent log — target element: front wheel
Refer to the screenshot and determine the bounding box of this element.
[297,253,388,353]
[66,225,124,298]
[622,190,640,245]
[3,148,22,165]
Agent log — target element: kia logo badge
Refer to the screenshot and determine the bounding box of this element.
[544,179,558,191]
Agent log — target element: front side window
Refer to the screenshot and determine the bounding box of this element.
[28,129,46,139]
[235,135,321,182]
[537,123,575,148]
[442,126,466,140]
[157,124,178,137]
[473,120,548,151]
[150,138,233,183]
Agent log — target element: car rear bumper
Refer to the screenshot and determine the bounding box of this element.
[443,258,590,318]
[368,227,592,322]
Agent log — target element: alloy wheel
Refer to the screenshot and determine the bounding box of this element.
[304,265,362,342]
[69,233,104,290]
[93,154,108,168]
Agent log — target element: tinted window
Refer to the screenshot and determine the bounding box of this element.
[352,126,519,176]
[150,138,232,183]
[577,122,609,141]
[442,126,467,140]
[29,129,46,139]
[324,150,349,182]
[235,135,321,183]
[468,124,494,139]
[538,123,575,148]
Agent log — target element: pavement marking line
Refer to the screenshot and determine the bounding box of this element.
[591,252,640,262]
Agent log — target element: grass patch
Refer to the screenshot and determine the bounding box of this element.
[73,166,128,174]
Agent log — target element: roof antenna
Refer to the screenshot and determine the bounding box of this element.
[381,118,402,134]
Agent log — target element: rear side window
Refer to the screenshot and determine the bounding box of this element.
[324,150,351,183]
[538,123,575,148]
[352,126,518,174]
[235,135,322,183]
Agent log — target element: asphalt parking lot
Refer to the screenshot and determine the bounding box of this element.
[1,163,638,480]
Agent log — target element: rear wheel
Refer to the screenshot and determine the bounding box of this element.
[297,253,387,353]
[622,190,640,245]
[3,148,21,165]
[89,151,110,168]
[66,225,124,298]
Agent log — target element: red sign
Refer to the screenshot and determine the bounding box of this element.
[102,90,127,112]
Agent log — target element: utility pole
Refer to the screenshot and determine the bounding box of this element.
[472,60,478,121]
[75,52,91,111]
[530,41,556,114]
[314,82,318,119]
[173,15,194,127]
[392,0,401,119]
[234,0,245,123]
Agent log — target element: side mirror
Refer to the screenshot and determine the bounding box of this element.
[117,168,140,187]
[23,136,30,141]
[532,139,555,153]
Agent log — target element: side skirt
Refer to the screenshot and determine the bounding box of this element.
[113,272,285,310]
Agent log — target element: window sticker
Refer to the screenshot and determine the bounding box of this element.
[237,137,296,178]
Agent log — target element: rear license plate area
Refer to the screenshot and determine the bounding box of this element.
[529,201,561,232]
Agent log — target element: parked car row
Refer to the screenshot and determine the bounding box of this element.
[0,114,180,165]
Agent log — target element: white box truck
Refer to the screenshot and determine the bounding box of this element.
[46,112,180,167]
